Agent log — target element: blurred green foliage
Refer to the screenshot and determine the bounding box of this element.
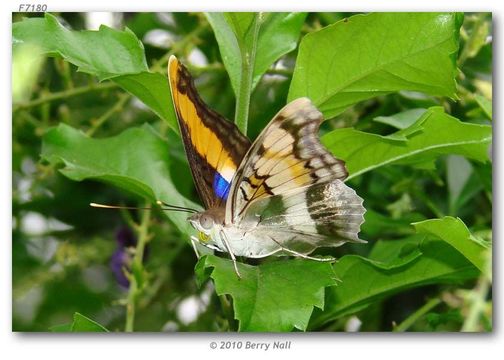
[12,12,492,332]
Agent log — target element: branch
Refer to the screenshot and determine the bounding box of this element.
[124,205,152,332]
[86,93,130,136]
[233,13,263,135]
[13,82,117,111]
[461,255,492,331]
[393,298,442,332]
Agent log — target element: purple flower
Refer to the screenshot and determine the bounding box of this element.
[110,248,131,288]
[115,226,136,248]
[110,226,149,288]
[110,227,136,288]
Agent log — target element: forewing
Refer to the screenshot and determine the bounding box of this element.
[168,56,251,209]
[226,97,348,223]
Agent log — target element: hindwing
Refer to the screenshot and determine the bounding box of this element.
[239,179,366,257]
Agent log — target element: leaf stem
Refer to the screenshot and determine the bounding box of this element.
[458,13,488,68]
[86,93,130,136]
[119,207,140,232]
[393,297,442,332]
[266,67,294,77]
[218,295,238,331]
[410,187,446,219]
[13,82,117,111]
[461,255,492,331]
[233,13,263,135]
[151,24,208,74]
[125,205,151,332]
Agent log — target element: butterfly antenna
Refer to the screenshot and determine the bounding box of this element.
[156,200,198,213]
[90,203,155,211]
[90,202,197,214]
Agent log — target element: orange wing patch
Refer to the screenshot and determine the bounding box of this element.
[169,58,234,179]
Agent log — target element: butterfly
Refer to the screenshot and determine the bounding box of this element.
[168,56,365,277]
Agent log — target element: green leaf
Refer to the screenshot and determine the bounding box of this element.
[475,94,492,120]
[195,255,337,331]
[311,236,479,327]
[12,43,45,103]
[206,12,306,95]
[373,108,427,130]
[413,216,490,273]
[446,155,473,214]
[366,236,423,269]
[114,72,178,132]
[322,107,492,180]
[50,312,109,332]
[71,312,109,332]
[361,209,426,238]
[289,12,462,118]
[13,13,178,132]
[452,170,485,212]
[41,123,199,234]
[380,113,427,142]
[49,323,73,332]
[13,13,148,79]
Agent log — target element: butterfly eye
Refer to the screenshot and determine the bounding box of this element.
[200,214,214,230]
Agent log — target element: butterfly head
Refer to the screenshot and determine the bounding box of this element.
[188,212,214,236]
[187,208,225,243]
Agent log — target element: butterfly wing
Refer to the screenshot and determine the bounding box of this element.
[226,97,365,255]
[168,56,251,209]
[227,97,349,222]
[238,179,366,257]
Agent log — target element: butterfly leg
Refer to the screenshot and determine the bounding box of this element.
[267,236,335,262]
[219,230,242,279]
[190,236,201,258]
